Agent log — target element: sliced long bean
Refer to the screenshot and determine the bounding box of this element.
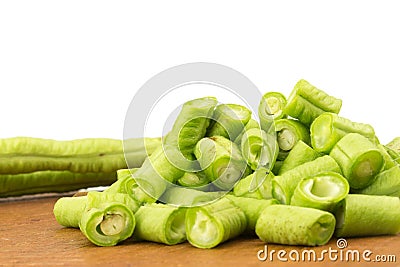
[234,118,260,145]
[334,194,400,237]
[133,203,187,245]
[258,92,287,132]
[274,119,310,160]
[310,112,376,153]
[176,171,210,188]
[186,198,247,248]
[330,133,384,189]
[386,137,400,154]
[278,140,320,175]
[290,171,349,212]
[255,205,336,246]
[272,155,341,204]
[206,104,251,141]
[284,79,342,126]
[226,195,278,233]
[353,166,400,197]
[240,128,278,170]
[194,136,249,190]
[160,187,225,206]
[233,167,274,200]
[164,97,217,163]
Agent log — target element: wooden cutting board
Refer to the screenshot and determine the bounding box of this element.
[0,196,399,267]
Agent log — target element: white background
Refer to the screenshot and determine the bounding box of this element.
[0,1,399,144]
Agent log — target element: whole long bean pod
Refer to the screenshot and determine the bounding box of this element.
[206,104,251,141]
[284,79,342,126]
[329,133,384,189]
[160,187,225,206]
[334,194,400,237]
[133,203,187,245]
[274,119,310,160]
[258,92,287,132]
[0,171,117,197]
[278,140,320,175]
[240,128,279,171]
[186,198,247,249]
[163,97,217,164]
[225,195,278,233]
[0,137,160,174]
[310,112,376,154]
[233,167,274,199]
[353,166,400,197]
[194,136,249,191]
[256,205,336,246]
[290,172,349,212]
[272,155,341,204]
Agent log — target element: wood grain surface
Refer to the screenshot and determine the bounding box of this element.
[0,197,399,267]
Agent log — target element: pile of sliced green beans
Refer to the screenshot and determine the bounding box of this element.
[51,79,400,248]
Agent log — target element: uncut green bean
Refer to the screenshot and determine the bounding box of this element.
[0,171,117,197]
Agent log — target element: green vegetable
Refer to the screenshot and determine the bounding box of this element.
[0,137,160,174]
[353,166,400,197]
[278,140,320,175]
[310,112,376,154]
[207,104,251,141]
[133,203,187,245]
[272,155,341,204]
[80,203,135,247]
[176,171,210,188]
[334,194,400,237]
[284,79,342,126]
[290,171,349,212]
[233,167,274,200]
[164,96,217,166]
[240,128,278,170]
[132,145,184,203]
[0,171,116,197]
[234,118,260,145]
[186,198,247,248]
[386,137,400,154]
[329,133,384,189]
[53,195,88,228]
[256,205,336,246]
[225,195,278,233]
[271,160,283,175]
[194,136,249,190]
[258,92,287,132]
[274,118,310,160]
[160,187,225,206]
